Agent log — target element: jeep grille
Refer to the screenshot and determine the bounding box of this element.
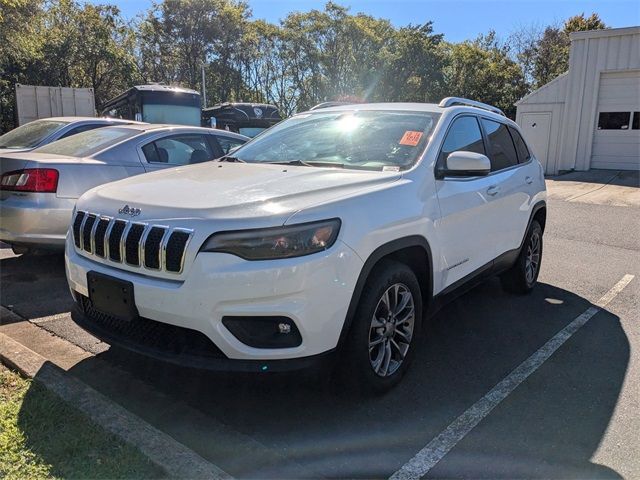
[72,210,192,273]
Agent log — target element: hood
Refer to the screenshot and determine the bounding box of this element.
[80,162,401,225]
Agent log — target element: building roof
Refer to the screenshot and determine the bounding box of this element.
[515,72,569,106]
[570,25,640,41]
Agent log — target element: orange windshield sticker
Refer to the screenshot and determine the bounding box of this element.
[399,131,423,146]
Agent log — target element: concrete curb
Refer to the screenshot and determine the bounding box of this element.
[0,332,232,480]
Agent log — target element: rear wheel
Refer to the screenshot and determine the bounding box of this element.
[500,220,543,294]
[341,260,422,394]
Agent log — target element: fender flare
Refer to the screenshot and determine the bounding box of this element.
[337,235,433,348]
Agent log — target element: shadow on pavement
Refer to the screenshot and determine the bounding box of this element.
[18,278,627,478]
[0,252,73,320]
[548,169,639,188]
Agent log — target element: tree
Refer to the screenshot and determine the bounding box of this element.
[38,1,139,109]
[137,0,250,104]
[0,0,45,132]
[442,32,527,118]
[377,22,445,103]
[530,13,606,88]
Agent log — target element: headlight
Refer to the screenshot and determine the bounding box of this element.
[200,218,341,260]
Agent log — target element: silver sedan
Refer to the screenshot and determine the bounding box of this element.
[0,117,137,155]
[0,124,248,253]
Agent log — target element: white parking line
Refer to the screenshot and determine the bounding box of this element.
[390,274,635,480]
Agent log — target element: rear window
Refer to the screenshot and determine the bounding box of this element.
[0,120,68,149]
[508,127,531,163]
[35,127,138,157]
[481,119,519,171]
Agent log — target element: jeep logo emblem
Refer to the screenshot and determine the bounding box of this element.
[118,205,141,217]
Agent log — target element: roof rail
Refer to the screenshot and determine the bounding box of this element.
[438,97,505,117]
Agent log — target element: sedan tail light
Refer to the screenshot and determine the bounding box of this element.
[0,168,59,193]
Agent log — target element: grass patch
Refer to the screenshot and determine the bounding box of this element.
[0,363,164,479]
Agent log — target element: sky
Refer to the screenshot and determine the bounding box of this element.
[88,0,639,43]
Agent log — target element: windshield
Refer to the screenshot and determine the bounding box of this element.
[143,104,201,126]
[34,127,138,157]
[232,110,439,171]
[239,127,267,138]
[0,120,68,149]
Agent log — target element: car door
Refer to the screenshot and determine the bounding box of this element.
[479,118,532,257]
[434,115,501,289]
[141,133,218,172]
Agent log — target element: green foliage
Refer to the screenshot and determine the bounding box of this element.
[0,2,611,129]
[442,32,527,118]
[0,0,139,131]
[530,13,607,88]
[0,365,162,479]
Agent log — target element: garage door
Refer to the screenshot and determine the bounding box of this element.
[591,71,640,170]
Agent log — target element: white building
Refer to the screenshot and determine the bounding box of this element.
[516,26,640,174]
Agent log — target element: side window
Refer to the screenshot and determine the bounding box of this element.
[215,135,246,155]
[598,112,631,130]
[632,112,639,130]
[439,116,485,167]
[508,126,531,163]
[481,119,519,171]
[142,134,214,165]
[58,124,104,140]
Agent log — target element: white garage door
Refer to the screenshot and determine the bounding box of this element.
[591,71,640,170]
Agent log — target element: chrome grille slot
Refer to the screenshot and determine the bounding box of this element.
[108,220,127,262]
[125,223,146,266]
[82,214,97,253]
[93,218,110,257]
[72,211,85,248]
[164,230,191,273]
[144,226,167,270]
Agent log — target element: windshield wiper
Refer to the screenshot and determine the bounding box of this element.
[270,160,344,168]
[218,155,245,163]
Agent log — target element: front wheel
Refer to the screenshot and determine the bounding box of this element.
[500,219,543,294]
[341,260,422,394]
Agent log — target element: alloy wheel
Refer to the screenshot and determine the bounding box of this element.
[368,283,416,377]
[525,231,541,284]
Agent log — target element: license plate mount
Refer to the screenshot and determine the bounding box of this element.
[87,271,138,322]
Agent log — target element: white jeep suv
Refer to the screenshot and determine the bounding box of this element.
[65,98,546,392]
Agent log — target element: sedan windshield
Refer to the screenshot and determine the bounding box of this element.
[35,127,139,157]
[0,120,68,149]
[232,110,439,171]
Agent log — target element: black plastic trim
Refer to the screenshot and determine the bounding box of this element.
[337,235,433,348]
[71,298,334,372]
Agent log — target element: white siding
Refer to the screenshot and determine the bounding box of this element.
[591,71,640,170]
[516,75,567,174]
[516,26,640,173]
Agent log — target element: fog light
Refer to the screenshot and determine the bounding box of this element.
[222,316,302,348]
[278,323,291,334]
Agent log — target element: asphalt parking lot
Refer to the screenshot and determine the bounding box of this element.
[1,170,639,478]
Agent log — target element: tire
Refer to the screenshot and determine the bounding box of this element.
[500,219,543,294]
[340,259,423,394]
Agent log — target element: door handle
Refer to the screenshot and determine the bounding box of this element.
[486,186,500,196]
[525,176,533,185]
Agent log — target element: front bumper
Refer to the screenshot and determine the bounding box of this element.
[0,193,74,249]
[65,237,363,365]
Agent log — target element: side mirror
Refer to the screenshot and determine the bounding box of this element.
[444,151,491,177]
